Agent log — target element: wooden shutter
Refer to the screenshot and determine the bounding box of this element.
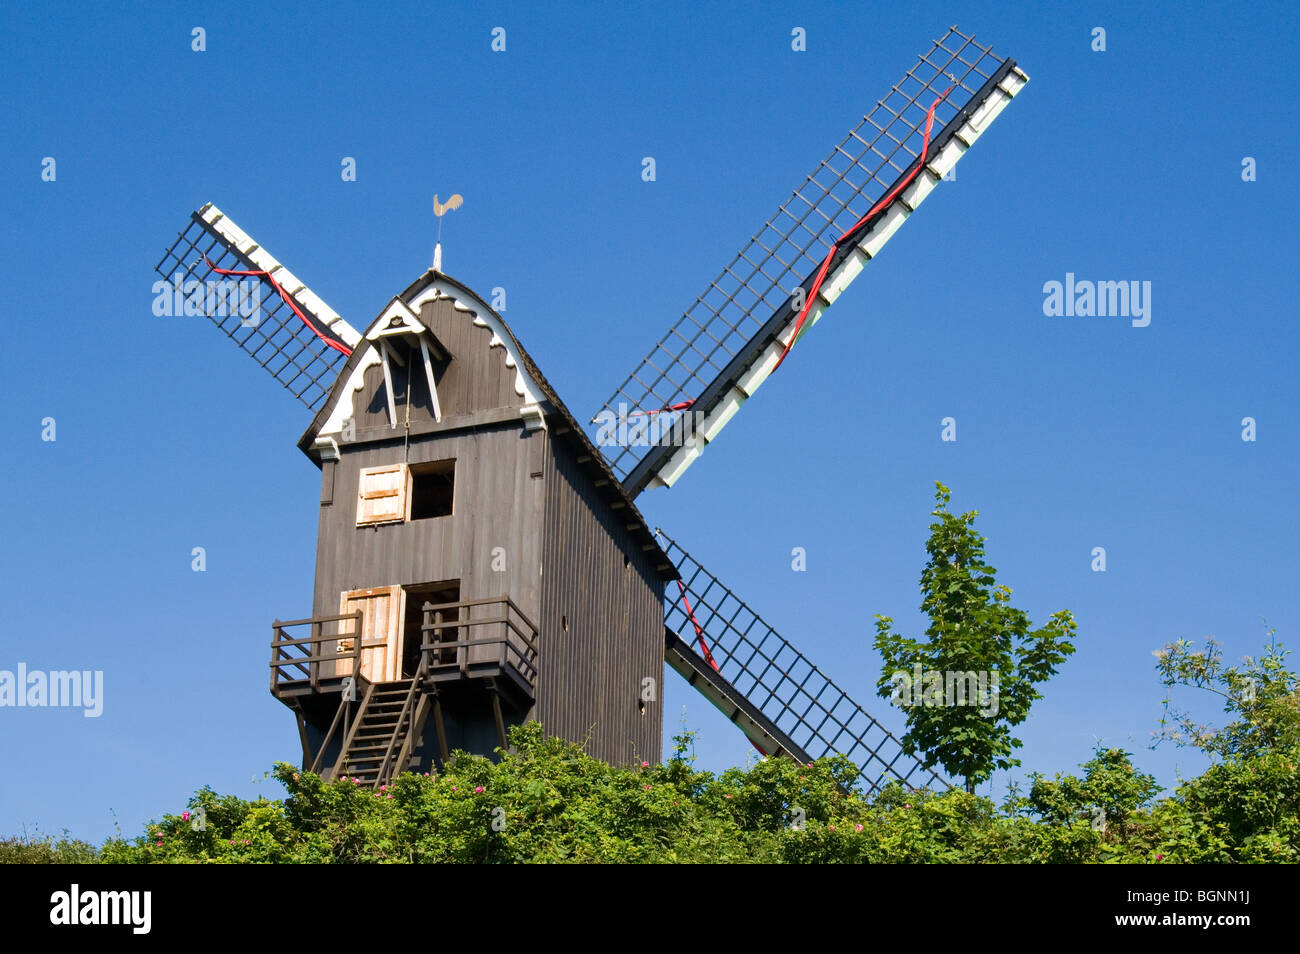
[338,586,404,683]
[356,463,409,526]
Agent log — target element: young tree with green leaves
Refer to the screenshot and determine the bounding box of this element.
[1153,627,1300,760]
[874,483,1078,793]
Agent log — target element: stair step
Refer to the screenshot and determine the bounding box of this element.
[329,680,428,789]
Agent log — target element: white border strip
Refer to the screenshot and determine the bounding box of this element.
[197,203,362,348]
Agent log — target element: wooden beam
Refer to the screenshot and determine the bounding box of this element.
[418,336,442,423]
[432,690,450,765]
[378,342,398,429]
[489,680,508,750]
[294,708,311,766]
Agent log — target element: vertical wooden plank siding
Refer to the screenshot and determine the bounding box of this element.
[537,440,664,767]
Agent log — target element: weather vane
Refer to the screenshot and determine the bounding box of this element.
[432,193,463,271]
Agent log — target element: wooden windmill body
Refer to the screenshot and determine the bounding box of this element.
[292,271,673,778]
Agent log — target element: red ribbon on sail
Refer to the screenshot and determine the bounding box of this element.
[204,256,353,357]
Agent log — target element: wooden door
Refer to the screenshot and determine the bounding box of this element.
[336,586,404,683]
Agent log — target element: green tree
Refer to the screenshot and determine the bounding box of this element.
[874,483,1078,792]
[1153,627,1300,760]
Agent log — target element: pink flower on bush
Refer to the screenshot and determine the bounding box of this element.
[828,825,835,831]
[855,824,863,832]
[1156,854,1164,861]
[182,811,190,822]
[644,785,651,791]
[474,786,484,794]
[386,794,393,799]
[904,803,911,809]
[243,839,250,845]
[156,840,163,847]
[724,794,732,799]
[641,761,650,768]
[451,786,457,791]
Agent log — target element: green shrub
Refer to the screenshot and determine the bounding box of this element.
[7,722,1299,864]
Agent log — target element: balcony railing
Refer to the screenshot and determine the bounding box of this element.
[270,611,365,695]
[269,596,539,699]
[420,596,538,691]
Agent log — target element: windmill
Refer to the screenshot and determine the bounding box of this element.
[154,27,1026,793]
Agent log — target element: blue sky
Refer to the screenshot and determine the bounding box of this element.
[1,1,1296,842]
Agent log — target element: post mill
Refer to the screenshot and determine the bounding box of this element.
[155,27,1027,791]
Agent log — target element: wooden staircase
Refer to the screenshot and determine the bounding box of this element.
[332,676,431,788]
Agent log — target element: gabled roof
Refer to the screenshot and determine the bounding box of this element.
[299,269,677,579]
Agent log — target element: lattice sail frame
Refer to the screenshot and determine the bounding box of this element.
[596,27,1027,496]
[155,204,361,410]
[660,532,949,794]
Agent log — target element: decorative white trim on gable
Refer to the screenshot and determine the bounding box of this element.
[407,276,548,410]
[520,404,547,432]
[319,348,385,438]
[366,298,425,345]
[314,275,547,443]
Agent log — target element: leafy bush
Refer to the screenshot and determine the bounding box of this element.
[9,623,1300,865]
[1155,630,1300,760]
[1025,745,1160,841]
[0,830,98,864]
[6,720,1290,864]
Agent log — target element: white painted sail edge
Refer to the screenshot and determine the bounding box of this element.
[647,67,1030,491]
[198,203,362,348]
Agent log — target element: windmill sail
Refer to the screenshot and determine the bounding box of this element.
[660,531,949,794]
[155,203,361,410]
[596,27,1028,498]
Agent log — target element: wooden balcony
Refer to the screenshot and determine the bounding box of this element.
[270,611,366,700]
[270,596,539,705]
[418,596,538,703]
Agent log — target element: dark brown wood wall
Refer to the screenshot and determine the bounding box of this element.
[312,425,546,623]
[535,438,664,767]
[349,297,523,432]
